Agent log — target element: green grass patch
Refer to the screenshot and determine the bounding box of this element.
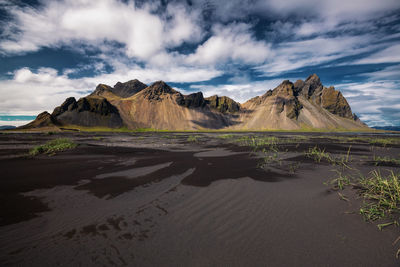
[369,138,400,147]
[327,170,352,190]
[305,146,332,163]
[187,135,201,142]
[359,170,400,222]
[217,134,236,139]
[257,151,281,168]
[236,136,279,152]
[29,138,77,156]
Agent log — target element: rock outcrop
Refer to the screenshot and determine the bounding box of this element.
[19,111,60,129]
[51,96,124,128]
[113,79,147,98]
[91,80,147,98]
[205,95,241,113]
[294,74,354,119]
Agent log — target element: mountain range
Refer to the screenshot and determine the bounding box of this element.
[22,74,367,131]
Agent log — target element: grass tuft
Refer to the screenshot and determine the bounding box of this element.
[187,135,201,142]
[359,170,400,222]
[306,146,332,163]
[29,138,77,156]
[328,170,351,190]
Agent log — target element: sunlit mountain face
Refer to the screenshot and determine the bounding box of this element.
[0,0,399,127]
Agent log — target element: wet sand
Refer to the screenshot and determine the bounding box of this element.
[0,131,400,266]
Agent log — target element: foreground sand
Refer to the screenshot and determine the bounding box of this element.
[0,131,399,266]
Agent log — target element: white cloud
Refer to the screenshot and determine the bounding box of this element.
[255,34,382,76]
[0,0,203,61]
[361,64,400,80]
[186,23,272,65]
[336,80,400,126]
[84,64,223,85]
[353,44,400,64]
[0,68,91,115]
[164,4,204,47]
[193,0,400,22]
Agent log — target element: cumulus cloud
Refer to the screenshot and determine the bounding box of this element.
[0,67,91,115]
[0,0,203,61]
[187,23,271,65]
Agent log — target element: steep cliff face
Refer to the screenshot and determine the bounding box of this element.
[23,75,367,131]
[320,86,353,118]
[294,74,354,119]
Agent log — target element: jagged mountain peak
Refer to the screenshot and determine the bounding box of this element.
[305,73,321,85]
[295,73,323,98]
[146,81,175,94]
[113,79,147,98]
[272,80,295,96]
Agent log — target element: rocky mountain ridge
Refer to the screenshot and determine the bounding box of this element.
[24,74,367,130]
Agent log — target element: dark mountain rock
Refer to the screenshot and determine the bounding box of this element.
[90,84,113,97]
[205,95,241,113]
[90,80,147,98]
[177,92,206,108]
[19,111,60,129]
[52,97,78,117]
[113,79,147,98]
[321,86,353,118]
[271,80,303,119]
[294,74,324,104]
[52,97,124,128]
[142,81,178,101]
[304,74,323,98]
[293,74,354,119]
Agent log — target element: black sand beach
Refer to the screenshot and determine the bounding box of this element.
[0,131,400,266]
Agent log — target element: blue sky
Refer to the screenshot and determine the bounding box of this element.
[0,0,399,126]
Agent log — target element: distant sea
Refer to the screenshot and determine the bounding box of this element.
[372,126,400,132]
[0,115,36,127]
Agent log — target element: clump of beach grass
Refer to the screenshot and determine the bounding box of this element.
[359,170,400,223]
[306,146,332,163]
[327,170,352,190]
[29,138,77,156]
[329,169,400,227]
[237,136,279,152]
[187,135,201,142]
[217,134,235,139]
